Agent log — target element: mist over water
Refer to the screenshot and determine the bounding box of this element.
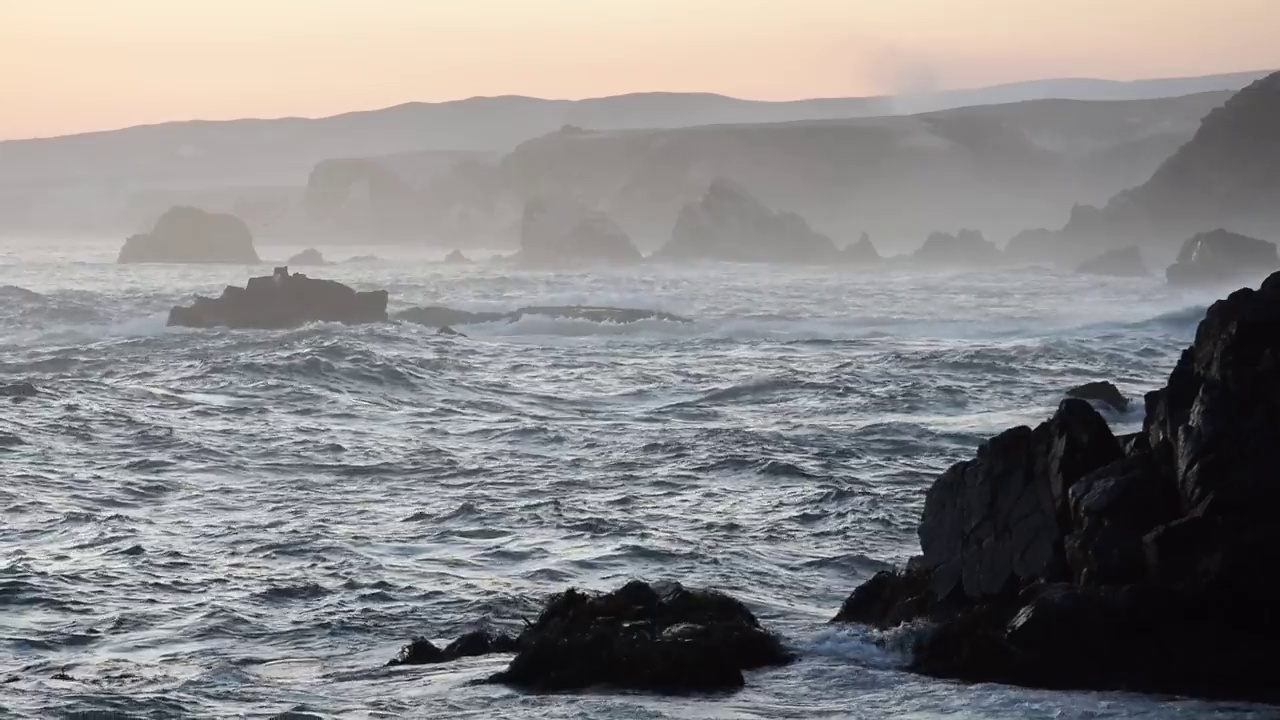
[2,239,1270,718]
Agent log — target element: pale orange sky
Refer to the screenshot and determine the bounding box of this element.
[2,0,1278,140]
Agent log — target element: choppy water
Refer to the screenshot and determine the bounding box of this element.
[0,240,1271,718]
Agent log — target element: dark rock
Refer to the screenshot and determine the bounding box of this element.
[397,305,691,328]
[444,629,517,658]
[436,325,466,337]
[1065,380,1129,412]
[167,267,388,329]
[444,249,472,264]
[912,229,1003,268]
[833,268,1280,704]
[517,197,641,266]
[918,399,1121,600]
[118,206,259,264]
[286,248,327,266]
[0,382,38,398]
[488,580,791,693]
[655,178,837,264]
[386,629,518,667]
[1165,229,1278,287]
[841,233,882,264]
[386,638,448,666]
[1075,246,1148,277]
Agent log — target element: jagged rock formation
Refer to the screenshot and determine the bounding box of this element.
[1009,71,1280,264]
[1165,229,1278,287]
[486,580,792,692]
[832,270,1280,703]
[912,229,1003,268]
[1075,246,1148,277]
[118,207,259,264]
[398,305,691,328]
[286,248,327,266]
[516,197,642,266]
[655,179,836,263]
[443,249,472,264]
[1065,380,1130,412]
[841,233,882,264]
[168,267,387,329]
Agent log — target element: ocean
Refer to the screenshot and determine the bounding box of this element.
[0,239,1269,718]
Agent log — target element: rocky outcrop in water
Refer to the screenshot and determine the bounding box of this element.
[655,179,836,264]
[444,249,472,264]
[118,206,259,264]
[486,580,792,692]
[397,305,691,328]
[286,248,327,266]
[167,267,388,329]
[832,269,1280,703]
[1075,246,1148,277]
[517,197,642,266]
[1164,229,1278,287]
[387,629,517,666]
[841,233,882,264]
[912,229,1003,268]
[1065,381,1129,412]
[1,382,39,399]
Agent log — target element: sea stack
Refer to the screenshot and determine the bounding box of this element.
[118,206,259,264]
[167,266,388,329]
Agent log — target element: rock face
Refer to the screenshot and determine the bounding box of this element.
[118,206,259,264]
[1075,246,1148,277]
[397,305,691,328]
[286,248,327,266]
[1165,229,1278,287]
[168,267,388,329]
[912,229,1003,268]
[444,249,472,264]
[518,197,642,266]
[487,580,792,692]
[832,269,1280,703]
[842,233,882,264]
[1008,71,1280,265]
[1065,381,1129,412]
[655,179,836,263]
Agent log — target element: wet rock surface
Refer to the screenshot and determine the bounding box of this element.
[487,580,792,693]
[833,270,1280,703]
[1065,380,1129,412]
[167,267,388,329]
[1165,229,1278,287]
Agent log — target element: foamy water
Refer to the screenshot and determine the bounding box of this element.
[0,239,1269,718]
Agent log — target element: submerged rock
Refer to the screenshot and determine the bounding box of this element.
[444,249,472,264]
[0,382,38,398]
[436,325,466,337]
[1075,246,1148,277]
[344,255,379,263]
[286,248,327,266]
[397,305,691,328]
[118,206,259,264]
[832,269,1280,703]
[1165,229,1278,287]
[167,266,388,329]
[1065,380,1130,412]
[655,178,836,264]
[488,580,792,693]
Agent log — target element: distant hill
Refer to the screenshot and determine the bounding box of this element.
[0,69,1268,239]
[1008,70,1280,265]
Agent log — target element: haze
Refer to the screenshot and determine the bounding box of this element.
[4,0,1280,139]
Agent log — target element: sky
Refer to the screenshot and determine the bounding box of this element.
[2,0,1279,140]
